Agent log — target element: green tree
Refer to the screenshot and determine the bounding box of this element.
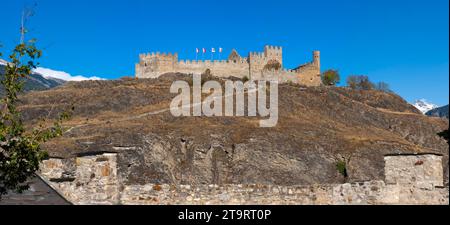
[321,69,340,86]
[0,40,70,199]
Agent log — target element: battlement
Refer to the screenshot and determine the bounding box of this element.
[264,45,282,50]
[249,52,265,57]
[139,52,178,60]
[264,45,282,55]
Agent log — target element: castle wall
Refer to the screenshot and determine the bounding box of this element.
[38,153,449,205]
[249,52,268,80]
[176,60,249,79]
[259,69,299,83]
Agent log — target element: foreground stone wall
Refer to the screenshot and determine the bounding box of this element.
[384,154,444,188]
[120,181,448,205]
[38,153,449,205]
[39,153,120,204]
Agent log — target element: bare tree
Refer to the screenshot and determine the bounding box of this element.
[20,2,38,44]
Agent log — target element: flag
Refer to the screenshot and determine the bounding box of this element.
[219,47,223,53]
[211,48,216,53]
[202,48,206,53]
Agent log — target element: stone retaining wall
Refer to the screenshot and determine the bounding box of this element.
[38,153,449,205]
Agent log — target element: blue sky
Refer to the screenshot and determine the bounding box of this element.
[0,0,448,105]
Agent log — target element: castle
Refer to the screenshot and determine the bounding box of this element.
[135,46,322,86]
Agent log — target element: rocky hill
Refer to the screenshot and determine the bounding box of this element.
[426,105,449,119]
[17,73,449,186]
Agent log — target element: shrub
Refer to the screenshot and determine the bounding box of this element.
[321,69,340,86]
[336,160,348,178]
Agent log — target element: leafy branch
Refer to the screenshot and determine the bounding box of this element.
[0,40,71,198]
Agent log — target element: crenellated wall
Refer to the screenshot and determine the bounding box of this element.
[38,153,449,205]
[176,59,249,79]
[135,45,322,86]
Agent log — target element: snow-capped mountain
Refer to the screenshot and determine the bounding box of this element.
[1,63,64,95]
[33,67,104,82]
[1,58,104,81]
[0,59,7,66]
[412,99,438,114]
[1,59,104,96]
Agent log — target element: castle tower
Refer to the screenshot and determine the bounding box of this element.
[313,51,320,70]
[264,45,283,66]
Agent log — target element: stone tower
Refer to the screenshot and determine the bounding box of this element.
[313,51,320,69]
[264,45,283,66]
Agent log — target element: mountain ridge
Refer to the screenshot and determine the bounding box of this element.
[426,105,449,119]
[0,63,65,95]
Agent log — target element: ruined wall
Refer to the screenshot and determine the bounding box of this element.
[39,153,120,205]
[38,153,449,205]
[296,63,321,86]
